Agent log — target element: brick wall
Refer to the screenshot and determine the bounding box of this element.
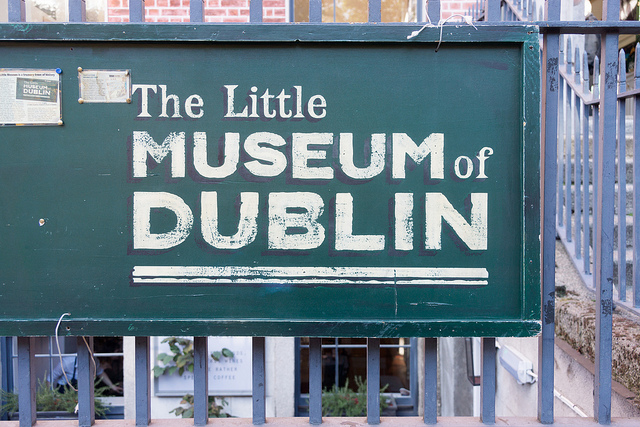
[106,0,477,23]
[107,0,288,23]
[441,1,478,19]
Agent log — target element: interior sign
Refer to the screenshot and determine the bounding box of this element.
[0,27,540,337]
[0,69,61,126]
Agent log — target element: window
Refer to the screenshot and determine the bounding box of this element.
[291,0,416,23]
[1,336,124,418]
[296,337,418,416]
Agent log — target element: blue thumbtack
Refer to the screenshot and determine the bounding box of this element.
[55,68,62,74]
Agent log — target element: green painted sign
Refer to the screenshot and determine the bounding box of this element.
[0,24,540,337]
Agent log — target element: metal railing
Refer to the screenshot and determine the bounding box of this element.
[556,34,640,313]
[2,0,640,425]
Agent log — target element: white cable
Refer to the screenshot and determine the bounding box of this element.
[55,312,78,392]
[554,388,588,417]
[407,14,478,52]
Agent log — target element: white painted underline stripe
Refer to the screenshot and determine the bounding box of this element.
[132,266,488,286]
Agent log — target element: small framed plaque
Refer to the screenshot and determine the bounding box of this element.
[0,68,61,126]
[78,68,131,104]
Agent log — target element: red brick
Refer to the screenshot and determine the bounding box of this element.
[221,0,247,7]
[108,0,122,8]
[205,8,227,15]
[161,8,188,15]
[110,7,130,15]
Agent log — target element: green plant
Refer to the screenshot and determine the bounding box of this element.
[320,377,389,417]
[153,337,234,378]
[170,394,231,418]
[1,379,110,418]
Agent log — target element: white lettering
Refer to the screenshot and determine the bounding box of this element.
[201,192,259,249]
[193,132,239,179]
[335,193,385,251]
[339,133,385,179]
[392,133,444,180]
[133,192,193,250]
[132,131,185,178]
[395,193,413,251]
[268,192,325,250]
[244,132,287,177]
[159,85,181,118]
[292,133,333,180]
[424,193,487,250]
[185,94,204,119]
[132,84,158,118]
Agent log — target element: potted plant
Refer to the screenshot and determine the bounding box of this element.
[320,377,392,417]
[1,379,110,420]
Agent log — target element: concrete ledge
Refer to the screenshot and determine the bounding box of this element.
[554,240,640,412]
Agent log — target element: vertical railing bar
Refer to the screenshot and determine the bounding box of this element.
[574,47,583,259]
[193,337,208,426]
[409,338,419,412]
[17,337,36,427]
[583,53,592,274]
[423,338,437,425]
[1,338,13,422]
[333,338,339,389]
[558,36,566,228]
[634,42,640,308]
[593,56,601,288]
[594,0,619,420]
[618,48,627,302]
[135,337,150,426]
[366,338,380,425]
[485,0,499,22]
[309,0,322,22]
[129,0,145,22]
[77,337,95,427]
[427,0,440,24]
[190,0,204,22]
[565,38,573,242]
[69,0,87,22]
[539,1,560,421]
[250,0,263,22]
[368,0,381,23]
[8,0,25,22]
[480,338,496,425]
[308,338,322,425]
[252,337,266,425]
[48,337,54,400]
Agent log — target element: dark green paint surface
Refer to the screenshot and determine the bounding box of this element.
[0,25,540,337]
